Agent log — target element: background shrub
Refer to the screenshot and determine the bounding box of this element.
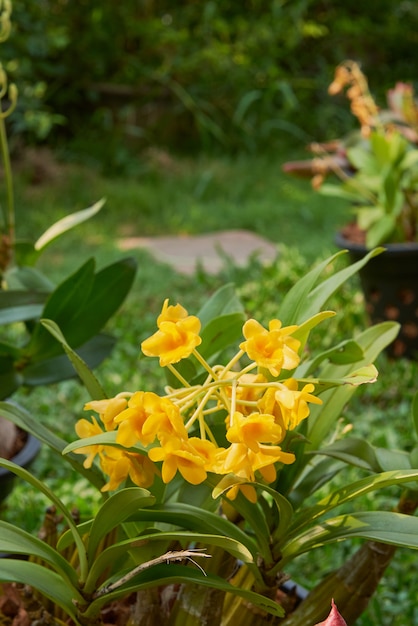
[2,1,418,152]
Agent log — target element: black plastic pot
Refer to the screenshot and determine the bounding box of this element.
[0,431,41,504]
[335,234,418,359]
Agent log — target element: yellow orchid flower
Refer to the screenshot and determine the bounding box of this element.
[141,300,202,366]
[240,318,301,377]
[148,437,217,485]
[226,410,286,452]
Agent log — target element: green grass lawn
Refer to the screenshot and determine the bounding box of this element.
[2,147,417,626]
[12,147,349,271]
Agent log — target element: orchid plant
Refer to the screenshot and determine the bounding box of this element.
[1,249,418,626]
[283,60,418,247]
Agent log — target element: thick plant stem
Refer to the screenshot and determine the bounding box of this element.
[167,549,236,626]
[279,490,418,626]
[128,588,161,626]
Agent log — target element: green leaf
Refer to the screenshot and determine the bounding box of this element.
[375,448,412,471]
[86,487,155,563]
[0,401,105,491]
[277,251,344,325]
[288,469,418,542]
[305,247,385,320]
[40,319,107,399]
[63,430,141,455]
[0,559,82,621]
[306,322,400,452]
[0,457,89,581]
[85,530,254,594]
[299,339,364,377]
[199,312,246,361]
[22,334,116,388]
[310,436,381,472]
[63,256,136,348]
[197,283,244,328]
[281,510,418,566]
[26,259,96,359]
[292,311,336,350]
[0,521,79,587]
[289,457,344,508]
[412,391,418,440]
[319,183,364,203]
[85,564,285,619]
[365,214,397,247]
[5,265,55,291]
[128,502,259,559]
[34,198,106,251]
[25,257,136,361]
[347,144,378,172]
[0,290,47,324]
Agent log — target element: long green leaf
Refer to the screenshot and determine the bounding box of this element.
[0,401,105,491]
[26,259,96,359]
[62,257,136,348]
[86,487,155,563]
[309,436,382,472]
[34,198,106,251]
[0,458,89,581]
[278,251,344,325]
[128,503,259,559]
[280,510,418,567]
[85,530,254,593]
[0,521,79,587]
[197,283,244,328]
[289,457,345,509]
[40,319,107,400]
[304,247,385,320]
[22,333,116,388]
[0,559,82,622]
[306,322,400,452]
[210,476,272,560]
[0,290,46,324]
[199,312,246,361]
[288,469,418,541]
[83,564,285,619]
[412,391,418,440]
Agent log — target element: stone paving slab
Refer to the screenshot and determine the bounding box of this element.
[117,230,278,275]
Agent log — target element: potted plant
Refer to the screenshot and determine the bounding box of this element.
[0,255,417,626]
[282,60,418,358]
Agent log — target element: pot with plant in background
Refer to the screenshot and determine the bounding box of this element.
[0,416,41,506]
[283,61,418,359]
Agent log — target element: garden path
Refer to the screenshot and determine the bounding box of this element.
[118,230,278,275]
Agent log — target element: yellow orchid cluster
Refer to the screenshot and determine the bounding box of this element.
[75,299,322,502]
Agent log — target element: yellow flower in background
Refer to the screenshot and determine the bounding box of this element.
[240,318,301,377]
[226,411,285,452]
[273,378,323,430]
[74,416,104,468]
[84,395,129,431]
[141,300,202,366]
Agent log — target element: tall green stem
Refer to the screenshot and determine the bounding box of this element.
[0,110,15,248]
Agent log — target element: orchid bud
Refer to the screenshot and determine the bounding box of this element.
[315,600,347,626]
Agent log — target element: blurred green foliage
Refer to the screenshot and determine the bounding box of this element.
[2,0,418,151]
